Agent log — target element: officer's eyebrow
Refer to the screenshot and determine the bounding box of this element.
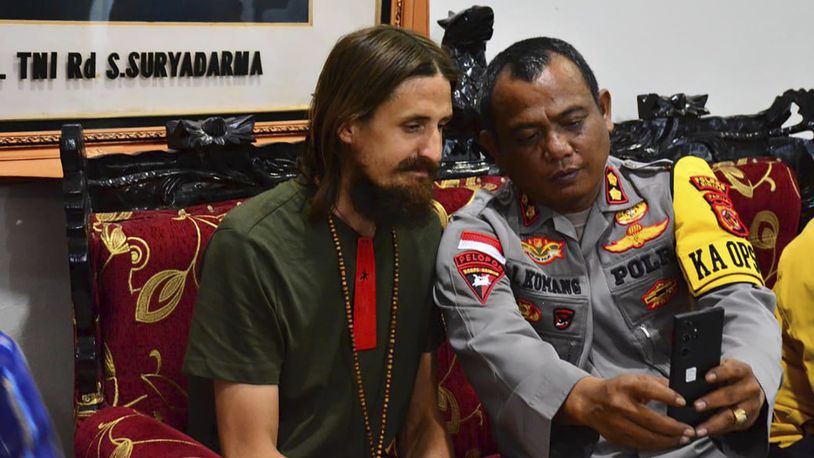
[552,106,588,121]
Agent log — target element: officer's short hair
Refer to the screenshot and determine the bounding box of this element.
[480,37,600,133]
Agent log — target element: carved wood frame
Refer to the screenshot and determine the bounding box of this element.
[0,0,428,178]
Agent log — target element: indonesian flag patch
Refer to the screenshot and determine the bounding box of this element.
[457,231,505,264]
[454,250,505,304]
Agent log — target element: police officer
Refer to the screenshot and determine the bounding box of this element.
[434,37,781,458]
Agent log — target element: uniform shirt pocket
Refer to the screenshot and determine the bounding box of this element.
[515,294,587,365]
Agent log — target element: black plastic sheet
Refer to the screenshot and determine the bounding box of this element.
[167,115,255,150]
[611,90,814,227]
[438,5,499,178]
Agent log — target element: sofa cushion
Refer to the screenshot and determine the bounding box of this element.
[89,199,243,430]
[712,157,801,288]
[75,406,218,458]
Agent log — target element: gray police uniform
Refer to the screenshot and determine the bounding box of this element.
[434,156,781,457]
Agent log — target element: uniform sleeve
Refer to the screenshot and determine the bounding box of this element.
[184,228,285,385]
[770,222,814,446]
[433,213,589,457]
[672,156,782,456]
[698,283,781,458]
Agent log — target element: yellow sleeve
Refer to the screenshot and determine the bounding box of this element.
[771,221,814,445]
[672,156,763,296]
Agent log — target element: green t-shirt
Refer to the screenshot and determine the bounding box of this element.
[183,179,443,457]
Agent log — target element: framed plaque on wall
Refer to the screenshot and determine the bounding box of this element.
[0,0,429,177]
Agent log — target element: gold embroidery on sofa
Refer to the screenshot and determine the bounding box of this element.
[437,352,486,435]
[749,210,781,285]
[86,414,199,458]
[713,160,777,198]
[105,344,187,416]
[93,208,230,324]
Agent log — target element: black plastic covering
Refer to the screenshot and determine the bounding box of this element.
[611,90,814,226]
[438,5,499,178]
[80,116,301,212]
[166,114,255,150]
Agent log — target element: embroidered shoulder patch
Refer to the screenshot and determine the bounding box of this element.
[553,307,575,330]
[454,251,505,304]
[642,278,679,311]
[615,201,648,225]
[516,299,541,322]
[603,218,669,253]
[521,236,565,265]
[690,175,728,194]
[457,231,505,264]
[605,166,629,205]
[695,185,749,237]
[673,156,763,296]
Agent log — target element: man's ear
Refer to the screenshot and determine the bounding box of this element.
[479,129,500,163]
[337,121,355,145]
[598,89,613,133]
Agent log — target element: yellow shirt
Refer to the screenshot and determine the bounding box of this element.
[771,219,814,447]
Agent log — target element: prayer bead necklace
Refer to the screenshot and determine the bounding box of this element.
[328,215,399,458]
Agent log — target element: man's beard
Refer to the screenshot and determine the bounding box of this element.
[349,156,439,228]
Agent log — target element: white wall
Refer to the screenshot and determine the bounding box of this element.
[0,180,73,456]
[431,0,814,122]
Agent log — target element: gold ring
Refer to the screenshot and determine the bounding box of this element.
[733,407,748,426]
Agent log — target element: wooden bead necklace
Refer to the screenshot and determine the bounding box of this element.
[328,215,399,458]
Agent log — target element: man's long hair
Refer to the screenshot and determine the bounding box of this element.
[300,25,457,222]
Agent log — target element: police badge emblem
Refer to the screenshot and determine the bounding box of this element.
[521,236,565,265]
[614,202,648,225]
[553,307,575,330]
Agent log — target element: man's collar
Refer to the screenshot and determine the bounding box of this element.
[515,157,643,229]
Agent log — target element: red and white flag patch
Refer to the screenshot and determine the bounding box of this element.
[454,250,505,304]
[457,231,505,264]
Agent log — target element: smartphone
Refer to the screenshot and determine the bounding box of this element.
[667,307,724,425]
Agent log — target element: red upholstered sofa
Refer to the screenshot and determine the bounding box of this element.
[61,120,801,457]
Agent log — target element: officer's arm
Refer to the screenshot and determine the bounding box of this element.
[672,156,782,454]
[434,214,589,456]
[214,381,287,458]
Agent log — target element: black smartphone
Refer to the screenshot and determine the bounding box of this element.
[667,307,724,425]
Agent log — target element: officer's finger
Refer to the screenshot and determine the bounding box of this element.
[694,396,761,437]
[704,359,750,385]
[624,402,694,439]
[627,375,686,407]
[603,415,689,451]
[694,377,760,413]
